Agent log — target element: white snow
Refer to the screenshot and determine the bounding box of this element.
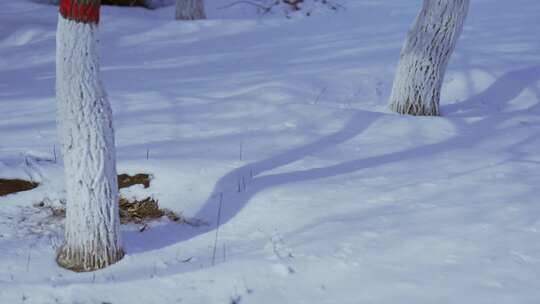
[1,0,540,303]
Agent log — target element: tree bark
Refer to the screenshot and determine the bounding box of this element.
[175,0,206,20]
[56,0,124,272]
[389,0,469,116]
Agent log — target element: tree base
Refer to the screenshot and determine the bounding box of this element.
[390,101,440,116]
[56,245,125,272]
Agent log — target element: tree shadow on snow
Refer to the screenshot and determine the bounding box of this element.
[123,64,540,256]
[443,65,540,116]
[122,110,382,253]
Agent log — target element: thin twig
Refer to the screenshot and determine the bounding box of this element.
[239,142,243,161]
[26,250,31,272]
[211,193,224,266]
[53,145,57,163]
[314,87,327,104]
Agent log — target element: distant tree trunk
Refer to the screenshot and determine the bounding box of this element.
[56,0,124,272]
[389,0,469,116]
[175,0,206,20]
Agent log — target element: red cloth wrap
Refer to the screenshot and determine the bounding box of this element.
[60,0,100,23]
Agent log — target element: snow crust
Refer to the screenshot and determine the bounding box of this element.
[1,0,540,303]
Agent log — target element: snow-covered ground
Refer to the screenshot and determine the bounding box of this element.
[1,0,540,303]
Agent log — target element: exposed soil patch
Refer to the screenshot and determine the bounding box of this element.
[118,173,151,189]
[32,173,206,227]
[1,173,150,197]
[119,196,163,224]
[38,196,204,227]
[0,179,39,197]
[119,196,205,226]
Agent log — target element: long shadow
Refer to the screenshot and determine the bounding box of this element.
[443,65,540,116]
[122,111,381,252]
[123,64,540,254]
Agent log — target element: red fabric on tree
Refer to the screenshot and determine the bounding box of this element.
[59,0,100,23]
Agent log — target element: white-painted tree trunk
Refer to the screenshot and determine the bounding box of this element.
[389,0,469,116]
[56,15,123,272]
[175,0,206,20]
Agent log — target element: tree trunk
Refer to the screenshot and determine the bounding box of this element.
[175,0,206,20]
[56,0,124,272]
[388,0,469,116]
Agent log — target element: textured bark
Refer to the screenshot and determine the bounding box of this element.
[175,0,206,20]
[56,11,123,272]
[389,0,469,116]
